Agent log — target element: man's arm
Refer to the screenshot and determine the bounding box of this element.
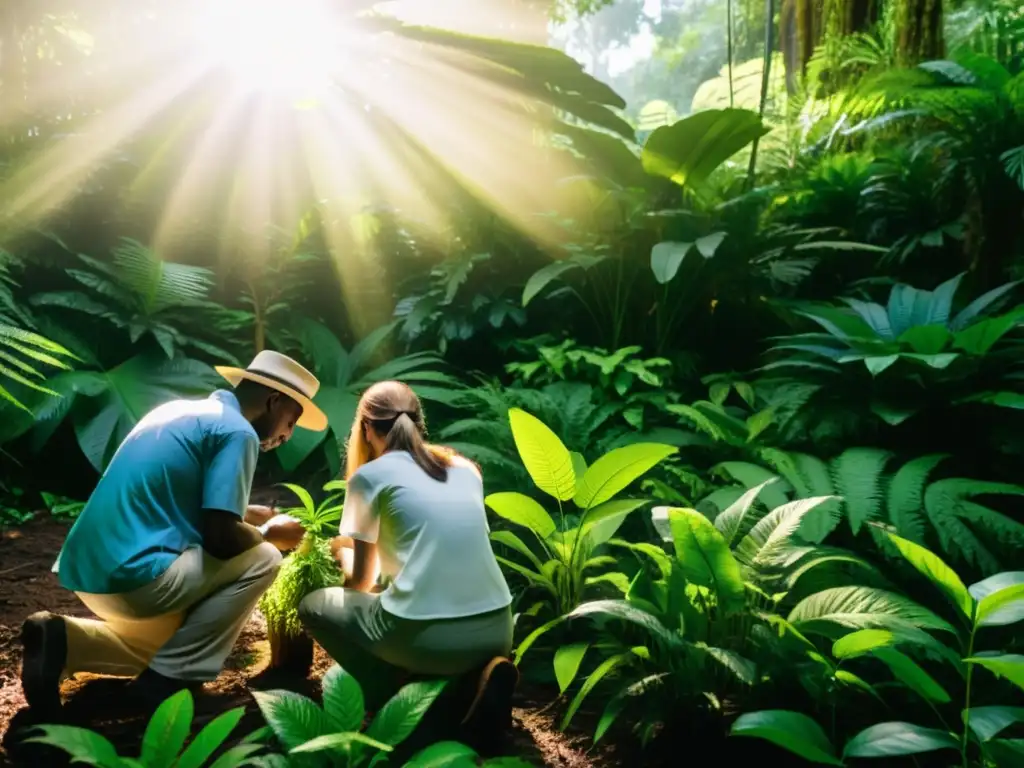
[202,509,264,560]
[203,509,304,559]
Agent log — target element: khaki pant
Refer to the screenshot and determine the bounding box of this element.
[62,543,281,681]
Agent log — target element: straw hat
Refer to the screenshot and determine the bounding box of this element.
[216,350,327,431]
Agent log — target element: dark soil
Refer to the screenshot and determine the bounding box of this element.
[0,516,635,767]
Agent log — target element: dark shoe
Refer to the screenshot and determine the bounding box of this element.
[460,657,518,743]
[131,668,203,710]
[20,612,67,717]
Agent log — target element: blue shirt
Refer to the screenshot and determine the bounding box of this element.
[54,390,259,594]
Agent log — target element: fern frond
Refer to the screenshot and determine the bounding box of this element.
[112,238,214,314]
[831,448,892,535]
[923,479,1024,571]
[885,454,947,544]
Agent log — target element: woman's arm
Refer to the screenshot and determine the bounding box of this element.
[330,535,379,592]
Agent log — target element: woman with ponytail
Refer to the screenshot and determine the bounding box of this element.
[297,381,516,740]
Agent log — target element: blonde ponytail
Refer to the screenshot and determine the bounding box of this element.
[345,381,454,482]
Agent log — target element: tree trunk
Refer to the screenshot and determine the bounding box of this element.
[896,0,944,65]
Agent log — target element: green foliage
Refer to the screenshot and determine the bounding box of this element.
[259,480,346,638]
[708,447,1024,573]
[641,108,770,191]
[487,407,674,617]
[731,533,1024,767]
[275,320,463,474]
[250,664,448,767]
[763,273,1024,429]
[30,238,239,363]
[27,689,251,767]
[516,486,876,744]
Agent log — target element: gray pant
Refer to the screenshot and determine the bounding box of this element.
[64,543,282,681]
[298,588,513,709]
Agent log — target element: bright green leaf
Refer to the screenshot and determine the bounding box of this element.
[730,710,842,765]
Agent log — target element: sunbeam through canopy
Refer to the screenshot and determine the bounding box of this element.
[0,0,633,276]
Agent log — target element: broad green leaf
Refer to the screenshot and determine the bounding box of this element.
[207,744,265,768]
[695,231,727,257]
[965,654,1024,692]
[25,725,123,768]
[490,530,546,572]
[985,738,1024,766]
[964,706,1024,742]
[579,499,648,548]
[522,260,584,306]
[252,690,332,752]
[141,688,193,768]
[788,586,955,636]
[485,492,557,539]
[667,508,745,615]
[554,642,589,694]
[508,408,576,501]
[843,722,959,758]
[971,572,1024,627]
[366,679,448,746]
[899,324,951,354]
[175,707,246,768]
[872,647,950,703]
[864,354,899,375]
[650,241,692,284]
[569,599,683,649]
[405,741,480,767]
[290,732,393,754]
[730,710,842,765]
[70,354,220,472]
[699,645,756,685]
[885,532,975,620]
[574,443,676,509]
[833,629,899,659]
[952,307,1024,355]
[322,664,365,732]
[642,108,770,188]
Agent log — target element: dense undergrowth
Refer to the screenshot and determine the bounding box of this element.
[2,0,1024,766]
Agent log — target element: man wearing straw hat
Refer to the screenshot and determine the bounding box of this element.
[20,351,327,713]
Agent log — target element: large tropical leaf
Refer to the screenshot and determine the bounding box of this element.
[508,407,576,501]
[642,108,770,188]
[788,586,956,636]
[31,354,220,472]
[668,507,745,614]
[573,442,676,509]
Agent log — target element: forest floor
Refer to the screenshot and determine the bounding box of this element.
[0,516,642,767]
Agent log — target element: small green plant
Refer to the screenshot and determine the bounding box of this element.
[730,530,1024,767]
[259,480,346,639]
[27,688,256,767]
[487,408,675,617]
[247,664,447,767]
[41,491,86,521]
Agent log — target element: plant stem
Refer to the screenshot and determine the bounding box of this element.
[961,628,976,768]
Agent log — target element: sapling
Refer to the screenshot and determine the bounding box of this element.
[258,480,345,675]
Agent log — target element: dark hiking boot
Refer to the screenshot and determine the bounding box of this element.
[20,611,67,717]
[131,668,203,710]
[460,657,518,749]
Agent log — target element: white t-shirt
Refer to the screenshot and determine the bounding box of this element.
[339,451,513,621]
